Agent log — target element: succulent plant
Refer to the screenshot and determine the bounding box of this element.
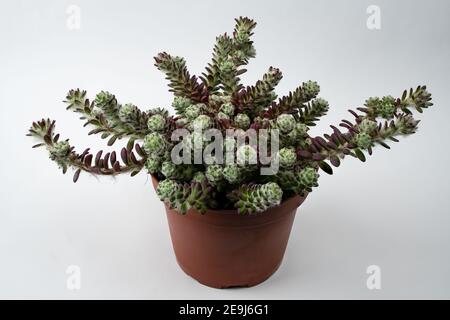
[145,157,160,174]
[147,114,166,132]
[278,148,297,168]
[185,104,202,120]
[378,96,397,119]
[217,112,230,121]
[205,164,223,184]
[228,182,283,214]
[143,133,166,155]
[234,113,251,129]
[354,132,373,150]
[192,115,212,130]
[297,167,319,190]
[28,17,433,215]
[358,119,377,134]
[172,96,192,114]
[192,171,206,183]
[223,164,241,184]
[161,161,177,178]
[276,114,296,133]
[220,102,235,116]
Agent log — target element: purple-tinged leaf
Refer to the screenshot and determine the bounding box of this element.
[103,153,110,169]
[312,153,326,161]
[297,150,312,159]
[120,148,128,165]
[130,152,139,165]
[330,155,340,167]
[95,151,103,167]
[113,161,121,172]
[73,169,81,183]
[110,151,117,165]
[84,154,93,167]
[135,144,146,157]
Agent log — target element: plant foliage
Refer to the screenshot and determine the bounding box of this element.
[28,17,433,214]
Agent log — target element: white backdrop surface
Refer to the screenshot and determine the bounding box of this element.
[1,0,449,299]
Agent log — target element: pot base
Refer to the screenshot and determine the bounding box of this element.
[176,257,283,289]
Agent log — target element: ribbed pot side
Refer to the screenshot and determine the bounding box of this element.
[152,176,307,289]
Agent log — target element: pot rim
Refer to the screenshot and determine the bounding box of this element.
[151,175,308,217]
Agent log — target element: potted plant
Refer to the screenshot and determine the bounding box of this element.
[28,17,433,289]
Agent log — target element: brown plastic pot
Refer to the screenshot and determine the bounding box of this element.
[151,176,307,289]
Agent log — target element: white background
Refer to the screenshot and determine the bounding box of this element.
[1,0,450,299]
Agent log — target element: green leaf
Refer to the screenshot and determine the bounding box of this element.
[107,135,118,146]
[127,138,135,152]
[354,148,366,162]
[318,161,333,175]
[130,169,141,177]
